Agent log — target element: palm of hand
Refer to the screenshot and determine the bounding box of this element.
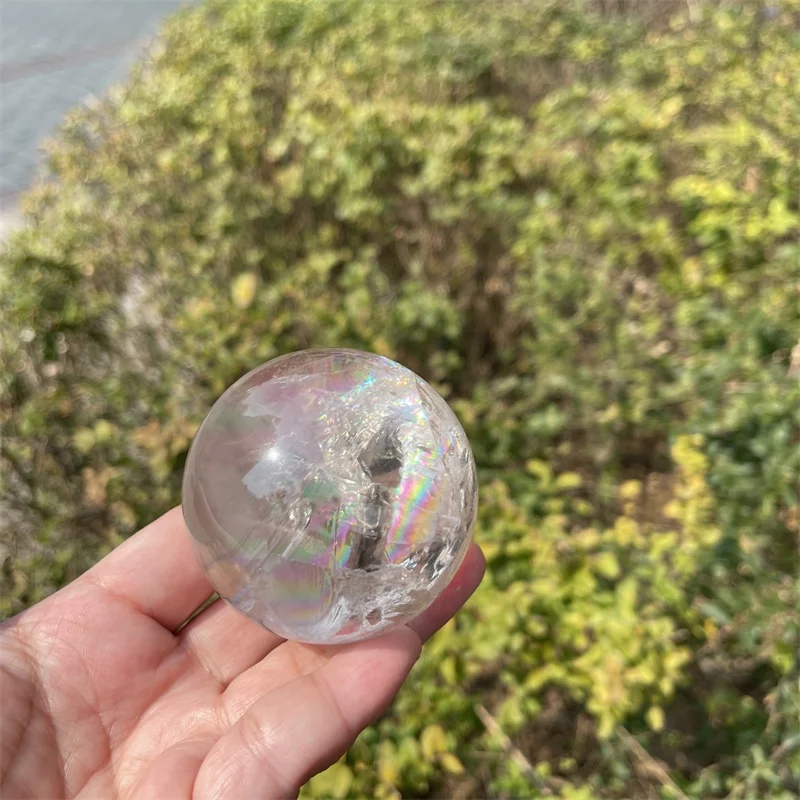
[1,509,484,799]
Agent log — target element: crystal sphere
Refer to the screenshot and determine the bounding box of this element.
[182,349,477,644]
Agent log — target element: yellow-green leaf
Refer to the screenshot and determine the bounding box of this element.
[329,762,354,798]
[378,757,400,786]
[94,419,114,443]
[439,753,465,774]
[308,762,353,799]
[618,480,642,501]
[555,471,583,490]
[646,706,665,732]
[439,655,458,685]
[420,724,448,759]
[231,272,258,309]
[526,459,552,484]
[73,428,95,453]
[594,551,620,579]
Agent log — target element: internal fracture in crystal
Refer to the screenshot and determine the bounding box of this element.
[182,349,477,644]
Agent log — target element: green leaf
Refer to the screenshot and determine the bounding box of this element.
[698,601,731,626]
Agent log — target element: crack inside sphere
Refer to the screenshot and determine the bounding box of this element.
[182,349,478,644]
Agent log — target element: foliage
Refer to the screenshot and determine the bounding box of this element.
[2,0,799,796]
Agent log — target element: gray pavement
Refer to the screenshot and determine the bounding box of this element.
[1,0,187,221]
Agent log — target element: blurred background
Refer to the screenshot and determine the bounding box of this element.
[0,1,187,229]
[1,1,798,798]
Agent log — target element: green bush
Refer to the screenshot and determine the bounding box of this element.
[2,0,799,796]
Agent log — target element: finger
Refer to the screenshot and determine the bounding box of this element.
[193,628,421,800]
[126,737,215,800]
[82,507,213,631]
[221,641,336,725]
[220,542,485,721]
[179,598,284,686]
[408,541,485,642]
[216,544,486,722]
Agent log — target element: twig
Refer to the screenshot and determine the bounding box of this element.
[770,733,800,766]
[788,340,800,379]
[721,734,800,800]
[474,704,546,790]
[616,726,689,800]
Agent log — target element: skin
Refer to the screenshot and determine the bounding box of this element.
[0,507,485,799]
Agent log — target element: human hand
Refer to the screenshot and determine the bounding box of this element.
[1,508,484,799]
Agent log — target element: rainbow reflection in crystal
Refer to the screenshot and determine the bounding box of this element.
[182,349,477,644]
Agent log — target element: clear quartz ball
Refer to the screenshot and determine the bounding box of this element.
[182,349,477,644]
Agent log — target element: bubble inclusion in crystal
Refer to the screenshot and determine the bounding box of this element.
[182,349,477,644]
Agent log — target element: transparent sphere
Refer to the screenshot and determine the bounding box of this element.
[182,349,477,644]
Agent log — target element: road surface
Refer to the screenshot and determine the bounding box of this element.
[1,0,188,236]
